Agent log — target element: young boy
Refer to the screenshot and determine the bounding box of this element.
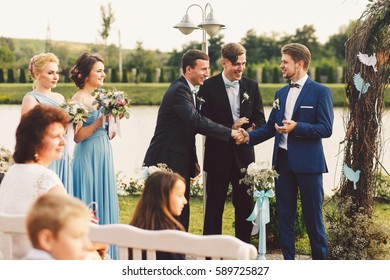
[23,193,93,260]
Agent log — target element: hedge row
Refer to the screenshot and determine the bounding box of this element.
[0,83,388,107]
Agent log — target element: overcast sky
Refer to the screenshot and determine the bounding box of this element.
[0,0,369,51]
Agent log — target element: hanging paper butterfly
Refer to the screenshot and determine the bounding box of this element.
[357,52,378,72]
[353,72,370,99]
[342,164,360,190]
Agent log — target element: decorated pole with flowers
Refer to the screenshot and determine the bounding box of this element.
[240,161,279,260]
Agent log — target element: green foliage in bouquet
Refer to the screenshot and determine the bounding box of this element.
[92,88,131,119]
[60,100,90,127]
[240,161,279,195]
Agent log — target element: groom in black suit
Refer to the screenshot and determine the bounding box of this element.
[143,49,243,231]
[198,43,266,243]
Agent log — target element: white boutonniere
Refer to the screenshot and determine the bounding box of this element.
[241,92,249,103]
[196,95,205,110]
[273,98,280,110]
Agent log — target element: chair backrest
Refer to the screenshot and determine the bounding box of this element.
[89,223,258,260]
[0,212,26,259]
[0,212,258,260]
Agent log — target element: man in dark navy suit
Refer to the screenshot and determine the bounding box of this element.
[144,49,243,231]
[240,43,333,259]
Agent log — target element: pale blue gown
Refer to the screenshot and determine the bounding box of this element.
[72,110,119,260]
[25,92,73,195]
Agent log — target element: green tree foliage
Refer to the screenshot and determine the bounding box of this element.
[99,2,115,62]
[0,37,16,67]
[208,34,224,72]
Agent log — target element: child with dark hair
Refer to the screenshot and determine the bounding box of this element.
[130,171,187,260]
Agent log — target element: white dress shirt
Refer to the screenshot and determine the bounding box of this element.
[279,74,308,150]
[222,72,240,122]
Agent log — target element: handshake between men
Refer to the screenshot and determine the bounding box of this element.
[232,118,298,145]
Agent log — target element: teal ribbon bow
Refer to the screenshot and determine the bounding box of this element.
[246,189,275,226]
[225,80,239,88]
[191,86,200,94]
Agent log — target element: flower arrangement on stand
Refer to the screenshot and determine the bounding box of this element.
[92,88,131,139]
[240,161,279,260]
[116,164,205,198]
[0,146,13,183]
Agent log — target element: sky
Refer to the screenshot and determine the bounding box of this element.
[0,0,370,52]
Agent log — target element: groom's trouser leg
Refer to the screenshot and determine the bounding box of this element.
[275,148,298,260]
[298,174,328,260]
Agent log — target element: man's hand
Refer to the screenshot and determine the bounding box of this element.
[232,117,249,130]
[236,128,249,145]
[231,129,243,142]
[275,120,297,134]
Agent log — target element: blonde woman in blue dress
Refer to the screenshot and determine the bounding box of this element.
[20,53,73,195]
[70,53,119,260]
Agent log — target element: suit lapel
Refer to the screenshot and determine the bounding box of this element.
[215,74,235,123]
[179,76,196,107]
[239,79,249,116]
[292,78,312,117]
[278,86,289,123]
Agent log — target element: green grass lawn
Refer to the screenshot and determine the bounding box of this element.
[119,195,390,258]
[1,83,389,107]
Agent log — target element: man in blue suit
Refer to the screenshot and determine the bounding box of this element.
[239,43,333,259]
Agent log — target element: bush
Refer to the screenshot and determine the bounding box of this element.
[122,69,128,83]
[6,69,14,83]
[19,69,26,83]
[0,69,4,83]
[325,196,388,259]
[374,173,390,202]
[111,68,119,83]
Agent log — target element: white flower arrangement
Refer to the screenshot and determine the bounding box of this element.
[60,100,90,128]
[273,98,280,110]
[242,92,250,103]
[0,146,13,173]
[240,161,279,194]
[116,164,205,197]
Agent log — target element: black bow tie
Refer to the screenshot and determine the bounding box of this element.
[289,83,301,88]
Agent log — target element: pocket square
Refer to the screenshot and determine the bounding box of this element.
[300,105,313,109]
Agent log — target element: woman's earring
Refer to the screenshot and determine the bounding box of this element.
[34,153,39,161]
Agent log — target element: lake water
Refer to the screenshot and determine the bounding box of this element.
[1,105,389,196]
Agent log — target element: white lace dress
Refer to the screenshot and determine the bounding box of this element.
[0,163,64,259]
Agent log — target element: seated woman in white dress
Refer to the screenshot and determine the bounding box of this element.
[0,104,69,260]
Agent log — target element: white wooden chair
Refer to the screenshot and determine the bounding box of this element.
[89,223,258,260]
[0,212,258,260]
[0,212,26,259]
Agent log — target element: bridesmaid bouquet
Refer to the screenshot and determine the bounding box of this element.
[92,88,131,119]
[60,100,90,160]
[92,88,131,138]
[60,100,90,128]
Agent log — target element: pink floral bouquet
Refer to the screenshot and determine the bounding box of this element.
[92,88,130,119]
